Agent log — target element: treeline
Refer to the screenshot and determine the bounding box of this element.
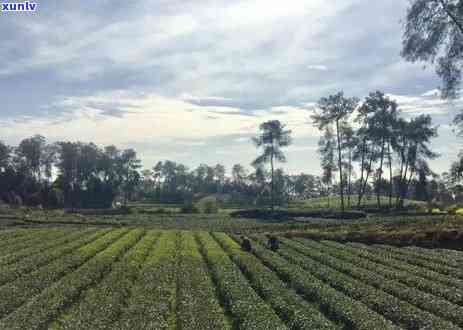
[0,133,459,210]
[0,136,325,208]
[1,89,463,210]
[137,160,461,209]
[312,90,439,211]
[136,161,324,206]
[0,136,141,209]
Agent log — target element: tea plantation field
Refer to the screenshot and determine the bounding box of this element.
[1,227,463,329]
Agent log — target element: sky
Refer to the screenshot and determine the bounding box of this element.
[0,0,462,176]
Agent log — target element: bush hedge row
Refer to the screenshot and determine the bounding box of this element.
[51,230,160,329]
[213,232,340,330]
[176,232,230,330]
[0,228,129,318]
[241,235,398,330]
[0,229,145,329]
[274,237,459,330]
[196,232,287,330]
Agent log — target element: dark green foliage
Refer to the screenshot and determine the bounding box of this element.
[196,195,219,214]
[252,120,292,210]
[180,200,199,213]
[402,0,463,135]
[196,232,287,329]
[213,233,339,330]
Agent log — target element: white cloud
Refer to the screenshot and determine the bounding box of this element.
[387,92,463,116]
[307,65,328,71]
[0,90,319,146]
[0,0,460,174]
[421,89,441,97]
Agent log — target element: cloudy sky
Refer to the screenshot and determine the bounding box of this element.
[1,0,461,175]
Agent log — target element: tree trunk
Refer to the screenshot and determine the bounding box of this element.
[400,168,415,207]
[396,149,405,208]
[387,142,393,209]
[399,153,410,209]
[357,138,367,207]
[376,137,386,208]
[348,149,352,208]
[270,145,275,211]
[359,153,373,207]
[336,119,345,213]
[327,185,330,208]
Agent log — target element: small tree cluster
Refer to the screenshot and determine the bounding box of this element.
[312,91,438,211]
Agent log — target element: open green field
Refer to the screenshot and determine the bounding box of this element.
[2,227,463,329]
[290,195,426,210]
[4,207,463,248]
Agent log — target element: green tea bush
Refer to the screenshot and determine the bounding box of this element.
[445,204,463,214]
[176,232,230,330]
[180,201,199,213]
[363,243,463,280]
[212,232,338,330]
[345,242,463,292]
[196,232,286,330]
[116,231,178,329]
[52,230,160,329]
[315,240,463,306]
[284,238,463,328]
[275,238,460,329]
[0,229,129,318]
[240,235,398,330]
[0,228,88,266]
[0,229,65,257]
[0,230,107,286]
[196,196,219,214]
[0,229,144,329]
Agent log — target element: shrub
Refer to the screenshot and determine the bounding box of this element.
[444,204,463,214]
[176,232,229,329]
[0,229,129,318]
[0,229,144,329]
[52,230,160,329]
[274,237,460,329]
[116,231,178,329]
[285,238,463,328]
[196,196,219,214]
[196,232,286,329]
[212,233,338,329]
[237,235,397,330]
[181,201,199,214]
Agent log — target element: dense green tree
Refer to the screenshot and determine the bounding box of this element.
[354,126,376,207]
[402,0,463,99]
[395,115,439,207]
[56,142,81,209]
[232,164,247,187]
[252,120,292,210]
[313,91,359,212]
[119,149,142,207]
[289,174,322,200]
[341,124,356,208]
[16,135,46,182]
[214,164,226,193]
[357,91,398,208]
[152,161,163,200]
[0,141,11,172]
[318,128,337,208]
[402,0,463,134]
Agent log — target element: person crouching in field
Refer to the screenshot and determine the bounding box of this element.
[240,236,252,252]
[266,235,279,251]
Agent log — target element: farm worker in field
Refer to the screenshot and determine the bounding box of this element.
[266,235,279,251]
[240,236,252,252]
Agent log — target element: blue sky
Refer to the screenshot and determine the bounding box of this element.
[0,0,461,175]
